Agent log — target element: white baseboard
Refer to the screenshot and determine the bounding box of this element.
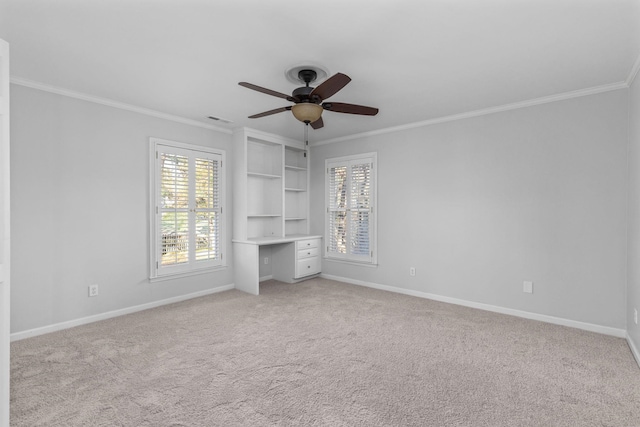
[259,275,273,282]
[11,284,235,342]
[628,333,640,369]
[320,274,627,339]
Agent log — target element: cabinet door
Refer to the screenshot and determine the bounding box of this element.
[296,256,320,278]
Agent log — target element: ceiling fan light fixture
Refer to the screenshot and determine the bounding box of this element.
[291,103,323,124]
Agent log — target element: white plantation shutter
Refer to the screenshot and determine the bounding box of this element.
[349,161,371,257]
[160,152,190,266]
[151,140,225,279]
[326,154,376,263]
[194,156,221,262]
[328,165,347,254]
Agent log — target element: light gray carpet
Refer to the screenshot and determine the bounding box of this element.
[10,278,640,426]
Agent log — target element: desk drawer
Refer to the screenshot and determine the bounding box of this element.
[296,256,320,278]
[297,247,319,259]
[297,238,319,250]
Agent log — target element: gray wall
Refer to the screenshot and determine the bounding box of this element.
[9,82,634,335]
[310,90,629,329]
[628,73,640,349]
[10,85,234,333]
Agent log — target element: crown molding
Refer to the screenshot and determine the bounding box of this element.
[10,77,233,134]
[10,75,632,145]
[626,52,640,87]
[313,81,629,146]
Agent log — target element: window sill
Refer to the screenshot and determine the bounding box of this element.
[150,265,227,283]
[323,257,378,268]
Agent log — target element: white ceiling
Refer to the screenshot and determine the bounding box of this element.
[2,0,639,142]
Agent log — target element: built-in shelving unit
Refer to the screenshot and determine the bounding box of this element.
[233,128,309,241]
[232,128,320,295]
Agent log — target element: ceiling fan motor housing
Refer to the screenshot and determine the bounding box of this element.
[292,86,319,103]
[298,69,317,84]
[294,69,322,104]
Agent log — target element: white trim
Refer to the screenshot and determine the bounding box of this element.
[10,76,232,134]
[320,274,627,338]
[313,82,629,146]
[149,138,227,279]
[628,333,640,369]
[259,275,273,282]
[10,76,632,147]
[325,153,377,265]
[626,53,640,87]
[10,284,235,342]
[148,265,228,283]
[151,137,229,154]
[0,38,10,427]
[324,152,378,164]
[323,257,378,268]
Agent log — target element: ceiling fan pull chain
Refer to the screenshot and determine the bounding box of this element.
[304,123,309,146]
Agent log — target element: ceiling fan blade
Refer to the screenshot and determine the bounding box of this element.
[239,82,296,102]
[310,116,324,130]
[248,106,291,119]
[310,73,351,101]
[323,102,379,116]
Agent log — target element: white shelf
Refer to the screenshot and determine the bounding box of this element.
[285,187,305,192]
[285,165,307,171]
[285,217,306,221]
[248,171,281,179]
[248,214,281,218]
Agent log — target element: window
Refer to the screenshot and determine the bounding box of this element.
[325,153,377,264]
[150,138,225,279]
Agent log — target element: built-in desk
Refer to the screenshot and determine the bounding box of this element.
[233,235,322,295]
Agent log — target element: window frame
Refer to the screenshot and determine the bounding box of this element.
[324,152,377,265]
[149,138,226,281]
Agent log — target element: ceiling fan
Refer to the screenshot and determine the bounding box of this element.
[239,69,379,129]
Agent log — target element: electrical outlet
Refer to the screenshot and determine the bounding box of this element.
[409,267,416,277]
[89,284,99,297]
[523,281,533,294]
[635,308,638,325]
[264,257,269,265]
